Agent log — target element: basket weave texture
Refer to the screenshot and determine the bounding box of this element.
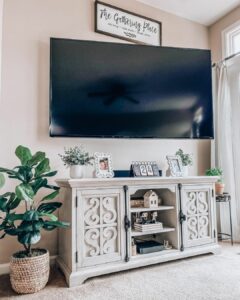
[10,249,49,294]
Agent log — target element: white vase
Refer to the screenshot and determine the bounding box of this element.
[70,165,85,179]
[182,166,189,177]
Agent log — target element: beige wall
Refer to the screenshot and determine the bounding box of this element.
[0,0,3,94]
[209,5,240,62]
[0,0,210,264]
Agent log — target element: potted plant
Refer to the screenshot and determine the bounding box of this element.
[59,145,94,179]
[175,149,193,176]
[0,145,69,294]
[205,167,224,195]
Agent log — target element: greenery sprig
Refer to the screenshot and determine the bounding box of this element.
[59,146,94,167]
[176,149,193,167]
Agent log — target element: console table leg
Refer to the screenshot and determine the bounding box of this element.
[229,200,233,245]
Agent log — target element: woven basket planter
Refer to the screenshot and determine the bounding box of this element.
[10,249,49,294]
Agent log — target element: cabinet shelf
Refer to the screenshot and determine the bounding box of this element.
[131,248,178,259]
[130,205,174,213]
[131,227,175,237]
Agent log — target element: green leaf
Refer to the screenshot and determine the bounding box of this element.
[0,204,7,212]
[18,231,41,245]
[8,194,21,210]
[27,151,46,167]
[15,145,32,166]
[33,220,44,231]
[6,213,24,222]
[44,184,60,191]
[42,224,56,231]
[0,193,21,211]
[17,221,33,232]
[23,210,39,221]
[0,222,7,231]
[35,158,50,177]
[31,178,48,194]
[5,228,19,236]
[38,212,58,221]
[0,173,5,188]
[43,220,69,231]
[44,220,69,228]
[17,220,43,232]
[41,190,59,202]
[37,202,62,214]
[0,192,12,197]
[16,183,34,202]
[14,166,33,183]
[0,167,18,177]
[39,170,57,178]
[0,194,21,213]
[0,196,9,212]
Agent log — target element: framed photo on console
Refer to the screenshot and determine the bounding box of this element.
[94,152,114,178]
[166,155,183,177]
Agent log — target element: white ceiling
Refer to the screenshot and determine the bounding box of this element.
[137,0,240,26]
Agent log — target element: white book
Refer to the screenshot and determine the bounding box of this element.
[134,223,163,232]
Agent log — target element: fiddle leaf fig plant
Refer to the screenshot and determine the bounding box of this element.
[0,145,69,257]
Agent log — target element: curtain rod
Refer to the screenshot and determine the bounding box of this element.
[212,50,240,67]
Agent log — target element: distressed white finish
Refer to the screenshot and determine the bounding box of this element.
[56,176,219,287]
[78,189,123,267]
[181,185,215,248]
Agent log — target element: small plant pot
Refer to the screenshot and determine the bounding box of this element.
[10,249,49,294]
[215,183,225,195]
[70,165,85,179]
[182,166,189,177]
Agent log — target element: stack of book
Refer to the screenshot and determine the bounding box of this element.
[134,222,163,232]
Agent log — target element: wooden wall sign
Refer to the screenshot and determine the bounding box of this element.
[95,1,162,46]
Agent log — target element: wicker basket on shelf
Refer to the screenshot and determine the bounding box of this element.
[10,249,49,294]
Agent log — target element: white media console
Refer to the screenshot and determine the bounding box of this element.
[56,176,220,287]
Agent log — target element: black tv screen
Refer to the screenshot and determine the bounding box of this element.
[50,38,213,138]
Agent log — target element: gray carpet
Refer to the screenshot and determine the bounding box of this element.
[0,243,240,300]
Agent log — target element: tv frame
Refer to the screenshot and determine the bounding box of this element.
[49,38,214,140]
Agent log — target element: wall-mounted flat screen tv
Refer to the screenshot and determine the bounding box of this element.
[50,38,214,138]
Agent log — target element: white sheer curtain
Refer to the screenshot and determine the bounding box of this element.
[214,55,240,241]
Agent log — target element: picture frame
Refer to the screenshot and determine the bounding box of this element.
[95,1,162,46]
[166,155,183,177]
[94,152,114,178]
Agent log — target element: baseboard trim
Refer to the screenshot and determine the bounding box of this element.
[0,255,57,275]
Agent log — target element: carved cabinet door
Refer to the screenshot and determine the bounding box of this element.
[77,188,124,267]
[181,185,215,248]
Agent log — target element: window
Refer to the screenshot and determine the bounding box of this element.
[222,20,240,58]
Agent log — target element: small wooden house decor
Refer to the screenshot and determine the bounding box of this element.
[144,190,158,208]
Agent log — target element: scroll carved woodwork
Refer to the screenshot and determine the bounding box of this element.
[85,228,100,256]
[186,191,210,241]
[83,195,119,258]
